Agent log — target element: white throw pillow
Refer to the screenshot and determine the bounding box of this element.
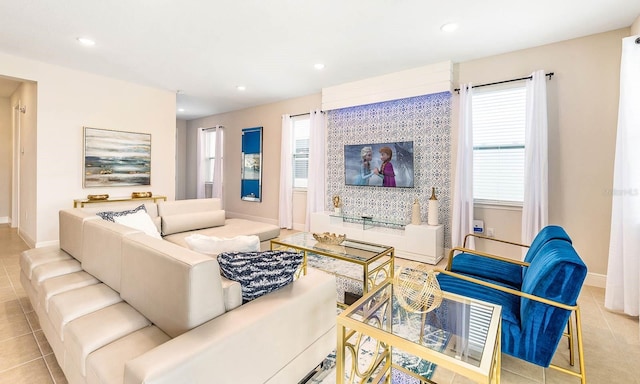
[185,234,260,256]
[113,210,162,239]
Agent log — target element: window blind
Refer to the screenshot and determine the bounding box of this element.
[472,86,526,204]
[292,116,310,188]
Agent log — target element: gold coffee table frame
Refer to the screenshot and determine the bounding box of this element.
[270,232,394,307]
[337,278,502,384]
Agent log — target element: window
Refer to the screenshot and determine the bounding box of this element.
[292,115,310,188]
[472,85,526,205]
[204,127,223,188]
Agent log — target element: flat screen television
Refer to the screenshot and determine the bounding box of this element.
[344,141,414,188]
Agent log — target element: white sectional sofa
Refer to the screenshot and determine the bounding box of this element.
[20,198,337,384]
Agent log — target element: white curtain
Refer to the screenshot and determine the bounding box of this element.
[305,110,327,231]
[212,126,223,200]
[278,115,293,229]
[521,70,549,248]
[195,127,206,199]
[452,84,475,249]
[605,35,640,317]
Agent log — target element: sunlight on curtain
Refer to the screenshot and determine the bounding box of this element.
[521,70,549,249]
[452,84,475,249]
[212,126,223,200]
[278,115,293,229]
[305,110,326,231]
[605,35,640,317]
[196,128,206,199]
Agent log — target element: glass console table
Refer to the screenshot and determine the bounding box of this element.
[329,213,407,230]
[73,195,167,208]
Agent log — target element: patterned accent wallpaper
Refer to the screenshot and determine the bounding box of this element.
[326,91,452,248]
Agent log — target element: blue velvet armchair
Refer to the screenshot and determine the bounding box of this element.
[447,225,572,288]
[436,238,587,383]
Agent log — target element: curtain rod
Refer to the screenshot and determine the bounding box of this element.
[290,112,310,118]
[454,72,554,93]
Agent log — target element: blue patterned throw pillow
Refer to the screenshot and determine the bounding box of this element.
[96,204,147,222]
[217,250,303,302]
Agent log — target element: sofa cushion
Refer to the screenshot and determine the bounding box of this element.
[161,210,225,236]
[163,218,280,247]
[48,283,123,341]
[96,204,147,222]
[217,250,303,302]
[185,234,260,256]
[82,219,142,293]
[120,233,226,338]
[20,246,72,280]
[113,210,162,239]
[86,326,170,384]
[64,302,151,376]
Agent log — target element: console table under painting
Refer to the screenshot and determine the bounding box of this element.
[310,212,444,265]
[73,195,167,208]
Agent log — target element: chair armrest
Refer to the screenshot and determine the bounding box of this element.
[463,233,531,249]
[434,268,577,311]
[447,246,530,271]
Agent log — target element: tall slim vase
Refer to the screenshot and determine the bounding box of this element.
[428,187,439,226]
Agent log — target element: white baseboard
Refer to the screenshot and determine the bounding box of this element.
[293,222,306,231]
[585,272,606,288]
[36,239,60,249]
[0,216,8,224]
[18,228,35,248]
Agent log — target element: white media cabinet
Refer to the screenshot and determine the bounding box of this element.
[309,212,444,265]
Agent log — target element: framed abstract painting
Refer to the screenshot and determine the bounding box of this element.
[83,127,151,187]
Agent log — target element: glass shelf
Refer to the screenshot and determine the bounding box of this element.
[329,213,407,230]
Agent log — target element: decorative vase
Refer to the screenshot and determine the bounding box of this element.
[427,187,439,226]
[411,198,421,225]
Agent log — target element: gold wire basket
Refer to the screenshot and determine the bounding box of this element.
[394,264,443,313]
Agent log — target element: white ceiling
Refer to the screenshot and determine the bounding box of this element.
[0,1,638,120]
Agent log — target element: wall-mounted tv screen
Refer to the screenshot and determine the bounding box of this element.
[344,141,414,188]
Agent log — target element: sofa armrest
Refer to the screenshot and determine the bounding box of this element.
[124,269,336,384]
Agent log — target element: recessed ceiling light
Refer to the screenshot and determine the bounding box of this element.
[236,85,246,91]
[440,23,458,33]
[77,37,96,46]
[314,63,325,70]
[178,108,185,112]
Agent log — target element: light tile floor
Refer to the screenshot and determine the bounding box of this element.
[1,224,638,383]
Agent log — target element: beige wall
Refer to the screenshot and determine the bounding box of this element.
[631,16,640,35]
[175,119,188,200]
[0,97,10,221]
[186,94,321,227]
[454,28,628,283]
[0,52,176,246]
[10,82,37,241]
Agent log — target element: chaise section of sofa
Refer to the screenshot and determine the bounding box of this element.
[19,199,335,384]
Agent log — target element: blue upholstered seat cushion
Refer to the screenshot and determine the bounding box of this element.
[436,274,521,325]
[217,250,303,302]
[96,204,147,222]
[450,225,572,288]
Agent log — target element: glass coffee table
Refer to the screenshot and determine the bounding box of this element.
[270,232,394,307]
[336,278,502,383]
